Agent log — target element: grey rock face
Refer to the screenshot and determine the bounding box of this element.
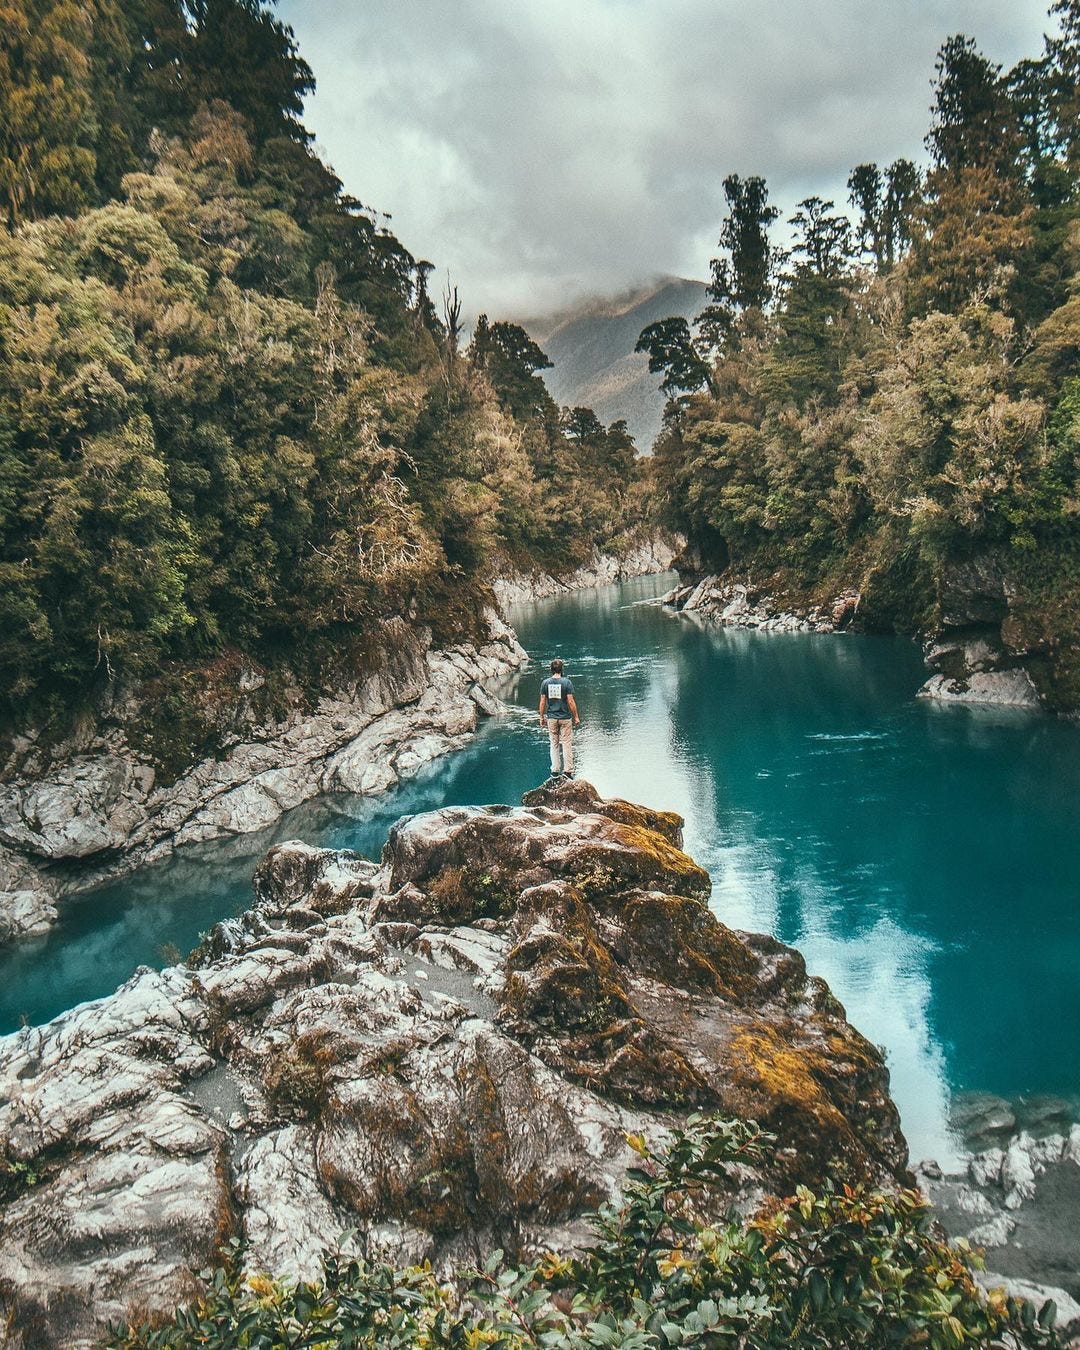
[0,781,907,1346]
[939,557,1008,628]
[662,579,859,634]
[0,755,153,861]
[0,847,57,942]
[911,553,1053,711]
[492,532,678,609]
[0,611,527,944]
[918,668,1041,708]
[917,631,1041,708]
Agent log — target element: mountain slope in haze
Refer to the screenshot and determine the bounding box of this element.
[524,277,706,452]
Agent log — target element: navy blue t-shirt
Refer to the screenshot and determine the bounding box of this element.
[540,674,575,719]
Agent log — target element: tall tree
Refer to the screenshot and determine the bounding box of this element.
[927,35,1021,177]
[848,163,883,264]
[697,174,780,349]
[469,317,555,425]
[637,176,780,400]
[788,196,853,278]
[912,35,1032,312]
[882,159,922,265]
[634,317,714,397]
[1048,0,1080,175]
[182,0,314,143]
[848,159,920,270]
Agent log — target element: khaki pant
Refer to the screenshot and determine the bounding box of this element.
[547,718,574,775]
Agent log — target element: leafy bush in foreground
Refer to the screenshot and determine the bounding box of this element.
[107,1116,1058,1348]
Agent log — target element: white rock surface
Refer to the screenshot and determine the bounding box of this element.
[0,611,527,943]
[0,783,907,1345]
[663,578,859,634]
[917,667,1041,709]
[1003,1132,1041,1209]
[968,1213,1018,1247]
[492,532,678,609]
[975,1272,1080,1332]
[969,1147,1006,1188]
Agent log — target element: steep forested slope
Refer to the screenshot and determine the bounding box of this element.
[0,0,641,741]
[640,9,1080,708]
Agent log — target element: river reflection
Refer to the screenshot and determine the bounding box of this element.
[3,572,1079,1166]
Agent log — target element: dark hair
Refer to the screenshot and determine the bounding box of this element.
[550,658,564,674]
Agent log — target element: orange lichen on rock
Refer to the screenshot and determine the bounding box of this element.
[727,1025,846,1126]
[608,890,759,999]
[584,820,711,900]
[718,1021,908,1187]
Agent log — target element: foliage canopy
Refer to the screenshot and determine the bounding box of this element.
[0,0,643,733]
[108,1115,1058,1349]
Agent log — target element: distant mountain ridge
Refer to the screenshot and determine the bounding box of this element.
[522,276,707,453]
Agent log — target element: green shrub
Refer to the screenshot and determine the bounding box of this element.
[105,1115,1058,1348]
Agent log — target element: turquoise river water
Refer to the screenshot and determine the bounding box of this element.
[3,572,1079,1165]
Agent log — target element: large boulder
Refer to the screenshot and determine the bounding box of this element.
[0,755,153,861]
[0,782,908,1346]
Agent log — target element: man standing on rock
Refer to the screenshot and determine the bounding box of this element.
[539,658,580,779]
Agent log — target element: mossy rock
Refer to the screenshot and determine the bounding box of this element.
[521,777,685,846]
[598,889,758,1000]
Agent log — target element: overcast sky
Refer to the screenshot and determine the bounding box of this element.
[278,0,1054,321]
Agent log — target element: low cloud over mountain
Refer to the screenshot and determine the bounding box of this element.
[524,277,706,453]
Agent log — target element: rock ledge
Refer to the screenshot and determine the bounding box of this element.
[0,779,906,1346]
[0,610,527,944]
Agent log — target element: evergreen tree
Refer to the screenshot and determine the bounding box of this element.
[787,196,853,279]
[848,159,920,270]
[697,174,780,350]
[912,35,1033,313]
[634,317,714,396]
[468,317,555,425]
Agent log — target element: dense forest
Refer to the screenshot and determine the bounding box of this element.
[639,3,1080,707]
[0,0,640,732]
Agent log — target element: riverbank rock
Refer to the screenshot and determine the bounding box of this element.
[661,577,858,633]
[0,612,527,945]
[492,531,678,609]
[0,780,908,1346]
[916,626,1041,709]
[917,1096,1080,1332]
[662,565,1063,713]
[0,847,57,943]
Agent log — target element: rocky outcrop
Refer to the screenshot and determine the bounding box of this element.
[492,531,678,609]
[0,611,527,943]
[917,634,1040,708]
[662,578,860,633]
[917,1091,1080,1332]
[914,558,1046,709]
[0,780,907,1346]
[662,559,1067,713]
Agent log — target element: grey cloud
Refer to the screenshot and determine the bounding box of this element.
[279,0,1052,320]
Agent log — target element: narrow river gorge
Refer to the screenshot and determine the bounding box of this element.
[4,571,1079,1168]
